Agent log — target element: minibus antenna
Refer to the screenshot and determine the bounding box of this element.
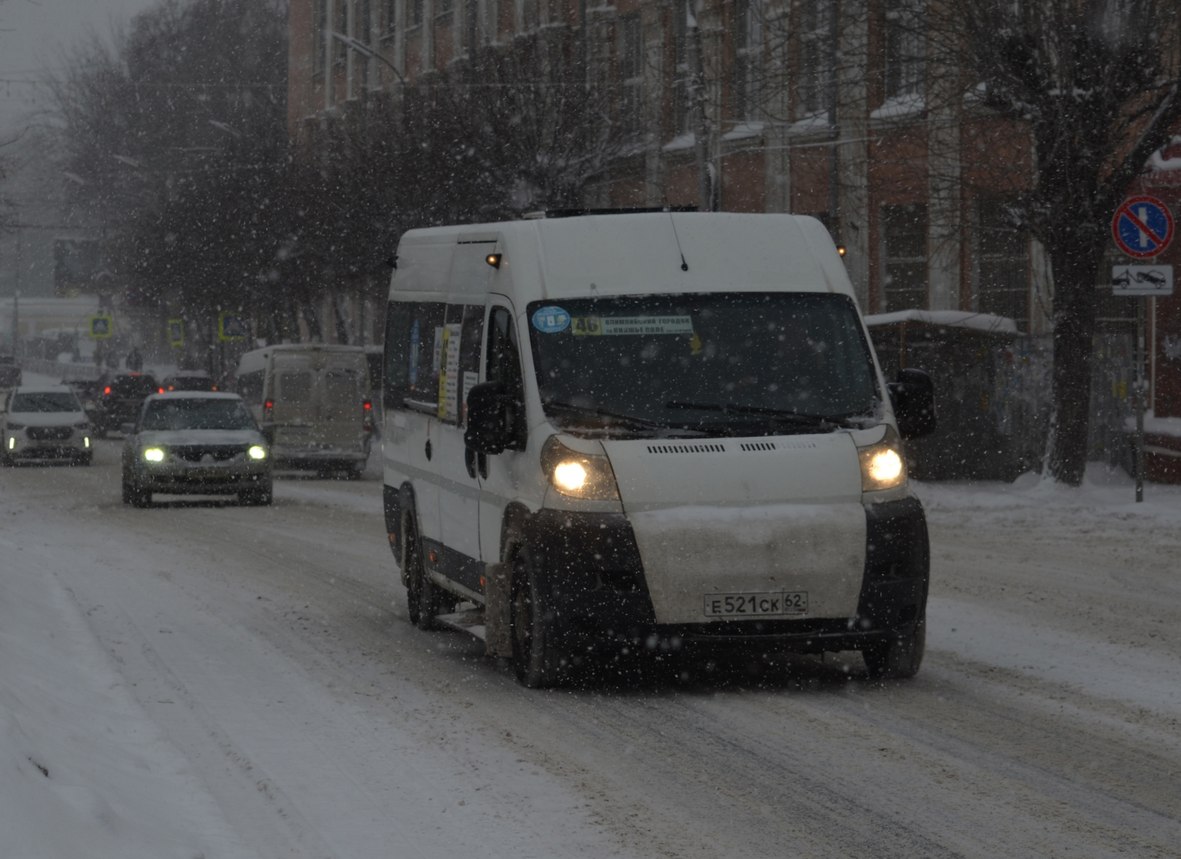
[668,212,690,271]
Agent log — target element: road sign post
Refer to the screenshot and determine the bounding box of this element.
[1111,196,1174,502]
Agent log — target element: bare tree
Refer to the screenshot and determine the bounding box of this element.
[747,0,1180,486]
[941,1,1181,485]
[50,0,289,355]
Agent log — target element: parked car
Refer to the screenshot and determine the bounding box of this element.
[162,370,218,392]
[121,392,272,508]
[94,372,161,437]
[1,384,93,466]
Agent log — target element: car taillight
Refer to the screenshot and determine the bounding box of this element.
[264,399,274,419]
[158,387,165,394]
[362,399,374,431]
[103,386,112,396]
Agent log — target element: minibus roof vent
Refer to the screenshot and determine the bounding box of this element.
[523,206,697,220]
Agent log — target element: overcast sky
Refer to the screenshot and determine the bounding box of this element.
[0,0,159,134]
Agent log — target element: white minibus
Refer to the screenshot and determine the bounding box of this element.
[380,211,935,687]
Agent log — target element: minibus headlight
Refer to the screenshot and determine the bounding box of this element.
[541,436,620,501]
[142,446,166,463]
[247,444,268,461]
[858,427,907,492]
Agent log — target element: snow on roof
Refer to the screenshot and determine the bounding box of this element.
[864,309,1021,335]
[1148,136,1181,173]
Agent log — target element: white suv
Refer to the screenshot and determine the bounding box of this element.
[1,385,94,466]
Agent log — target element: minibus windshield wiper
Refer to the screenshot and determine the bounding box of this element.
[665,400,873,429]
[544,401,705,436]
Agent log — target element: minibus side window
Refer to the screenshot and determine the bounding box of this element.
[486,306,526,449]
[457,305,484,427]
[391,301,446,415]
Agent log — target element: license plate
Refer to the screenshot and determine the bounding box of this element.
[703,591,808,619]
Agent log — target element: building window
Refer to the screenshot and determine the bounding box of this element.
[975,199,1029,329]
[350,0,372,93]
[797,0,830,118]
[382,0,396,37]
[671,0,691,135]
[884,0,924,100]
[881,203,928,311]
[335,0,350,64]
[731,0,762,121]
[542,0,563,25]
[618,14,644,138]
[462,0,480,52]
[522,0,539,31]
[313,0,328,74]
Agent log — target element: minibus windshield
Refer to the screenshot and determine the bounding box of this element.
[527,292,880,438]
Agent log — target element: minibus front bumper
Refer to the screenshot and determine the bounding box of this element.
[526,496,929,655]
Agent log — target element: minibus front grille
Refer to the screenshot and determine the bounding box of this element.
[646,443,727,455]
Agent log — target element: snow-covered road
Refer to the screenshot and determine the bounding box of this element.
[3,442,1180,858]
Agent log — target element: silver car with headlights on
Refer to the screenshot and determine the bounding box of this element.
[121,392,272,507]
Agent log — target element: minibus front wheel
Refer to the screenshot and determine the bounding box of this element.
[862,617,926,680]
[510,549,570,688]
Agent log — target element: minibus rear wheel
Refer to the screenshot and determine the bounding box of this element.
[402,515,454,629]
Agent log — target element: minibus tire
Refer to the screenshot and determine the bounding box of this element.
[862,620,925,680]
[510,550,567,688]
[403,521,428,628]
[402,517,453,630]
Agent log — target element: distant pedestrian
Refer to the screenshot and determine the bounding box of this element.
[126,346,143,372]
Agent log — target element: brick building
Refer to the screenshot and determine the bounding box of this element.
[286,1,1181,467]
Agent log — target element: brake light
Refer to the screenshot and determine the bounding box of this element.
[362,399,374,432]
[158,387,165,394]
[103,386,112,396]
[211,384,219,391]
[264,399,274,419]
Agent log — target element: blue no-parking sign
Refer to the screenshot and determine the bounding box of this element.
[1111,195,1174,259]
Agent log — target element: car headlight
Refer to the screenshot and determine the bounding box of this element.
[142,446,166,463]
[540,436,620,501]
[858,426,907,492]
[247,444,268,461]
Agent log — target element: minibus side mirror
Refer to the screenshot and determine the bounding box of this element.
[465,382,512,455]
[888,368,937,439]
